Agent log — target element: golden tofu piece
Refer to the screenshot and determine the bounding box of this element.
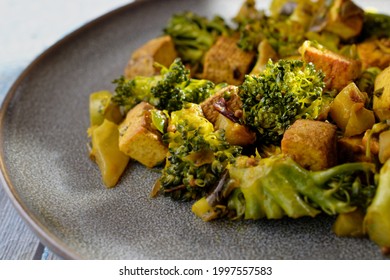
[202,36,255,85]
[299,40,361,91]
[281,119,337,171]
[118,102,167,168]
[124,35,178,79]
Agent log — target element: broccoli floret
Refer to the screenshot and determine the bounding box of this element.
[159,103,242,201]
[237,16,306,57]
[236,0,366,56]
[192,155,376,221]
[233,0,267,52]
[112,58,217,113]
[112,75,161,112]
[163,12,231,67]
[360,12,390,40]
[234,0,307,56]
[151,59,215,112]
[239,59,325,145]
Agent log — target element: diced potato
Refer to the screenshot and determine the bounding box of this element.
[202,36,256,85]
[89,90,122,126]
[329,82,375,136]
[215,114,256,146]
[329,83,365,129]
[124,35,178,79]
[250,40,279,75]
[344,103,376,137]
[281,119,337,171]
[379,130,390,164]
[118,102,168,168]
[299,41,361,91]
[374,66,390,121]
[90,119,130,188]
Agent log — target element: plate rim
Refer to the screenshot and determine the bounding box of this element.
[0,0,386,260]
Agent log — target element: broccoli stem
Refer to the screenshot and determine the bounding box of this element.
[310,162,375,186]
[256,157,357,217]
[193,155,376,221]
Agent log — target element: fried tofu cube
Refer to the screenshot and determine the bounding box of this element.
[124,35,178,79]
[299,40,361,91]
[118,102,167,168]
[202,36,255,85]
[281,119,337,171]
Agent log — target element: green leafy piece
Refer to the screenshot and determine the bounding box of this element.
[159,103,242,201]
[361,12,390,39]
[239,59,325,145]
[112,58,216,113]
[364,158,390,250]
[233,0,267,52]
[163,11,231,66]
[150,109,169,134]
[192,155,376,221]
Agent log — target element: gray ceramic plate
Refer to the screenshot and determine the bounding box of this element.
[0,0,388,259]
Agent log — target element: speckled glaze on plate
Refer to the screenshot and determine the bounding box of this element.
[0,0,388,259]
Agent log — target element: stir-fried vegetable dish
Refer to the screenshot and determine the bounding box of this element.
[87,0,390,256]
